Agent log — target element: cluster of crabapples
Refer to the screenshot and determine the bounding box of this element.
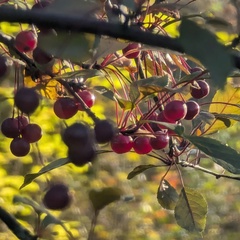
[0,0,211,210]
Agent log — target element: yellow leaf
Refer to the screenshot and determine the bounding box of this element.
[24,74,60,100]
[204,82,240,134]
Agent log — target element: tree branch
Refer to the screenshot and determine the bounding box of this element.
[0,6,239,69]
[0,6,185,53]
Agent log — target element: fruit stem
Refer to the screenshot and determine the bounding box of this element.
[56,78,100,123]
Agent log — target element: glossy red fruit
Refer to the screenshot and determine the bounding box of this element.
[163,100,187,122]
[14,30,37,53]
[33,47,53,65]
[10,137,30,157]
[0,55,9,79]
[53,97,78,119]
[75,90,95,111]
[150,131,169,150]
[22,123,42,143]
[14,87,40,114]
[62,123,90,147]
[1,118,20,138]
[133,136,152,154]
[185,101,200,120]
[43,183,72,210]
[111,134,133,154]
[94,119,116,144]
[122,43,141,59]
[190,80,210,99]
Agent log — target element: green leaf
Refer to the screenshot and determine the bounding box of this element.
[127,164,158,180]
[92,37,128,62]
[122,0,136,11]
[13,196,45,214]
[54,69,104,80]
[157,180,179,210]
[89,187,122,212]
[38,31,94,63]
[213,113,240,122]
[20,158,69,189]
[129,75,169,103]
[179,19,234,89]
[116,97,134,110]
[45,0,101,15]
[185,135,240,174]
[178,71,209,84]
[93,86,115,100]
[141,120,185,136]
[174,187,208,232]
[41,214,61,229]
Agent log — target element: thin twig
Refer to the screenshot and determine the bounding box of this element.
[181,161,240,181]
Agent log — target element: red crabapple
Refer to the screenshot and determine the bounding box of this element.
[14,30,37,53]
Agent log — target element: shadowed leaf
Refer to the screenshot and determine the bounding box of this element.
[93,86,115,100]
[20,158,69,189]
[116,97,133,110]
[89,187,122,212]
[127,164,158,179]
[179,19,233,89]
[41,214,61,229]
[38,31,95,63]
[129,75,169,103]
[55,69,104,80]
[157,180,179,210]
[174,188,207,232]
[185,135,240,174]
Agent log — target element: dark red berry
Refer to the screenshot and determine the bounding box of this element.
[14,30,37,53]
[0,55,9,79]
[190,80,210,99]
[133,136,152,154]
[10,137,30,157]
[22,123,42,143]
[163,100,187,122]
[33,47,53,65]
[62,123,90,147]
[150,131,169,150]
[68,144,96,166]
[43,183,72,210]
[185,101,200,120]
[53,97,78,119]
[75,90,95,111]
[14,87,40,114]
[111,134,133,154]
[94,120,116,144]
[1,118,20,138]
[122,43,141,59]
